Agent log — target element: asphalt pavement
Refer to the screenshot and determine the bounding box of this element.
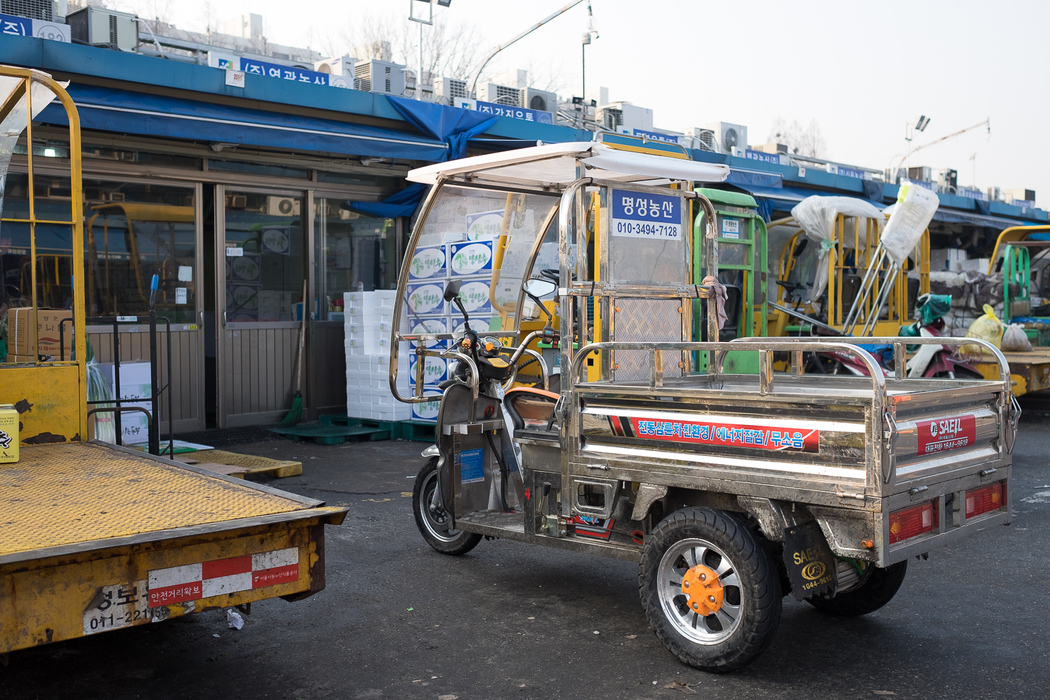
[2,421,1048,700]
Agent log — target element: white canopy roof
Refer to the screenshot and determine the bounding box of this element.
[406,141,729,189]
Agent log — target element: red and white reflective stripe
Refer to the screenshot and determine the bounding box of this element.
[148,547,299,607]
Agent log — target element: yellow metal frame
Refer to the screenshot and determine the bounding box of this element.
[0,66,86,442]
[770,212,930,336]
[987,224,1050,274]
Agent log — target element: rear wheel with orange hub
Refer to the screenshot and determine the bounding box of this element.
[639,507,782,672]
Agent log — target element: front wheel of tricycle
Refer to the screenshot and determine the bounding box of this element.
[413,457,482,556]
[639,507,782,672]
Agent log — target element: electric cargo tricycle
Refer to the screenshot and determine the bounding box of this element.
[388,138,1018,672]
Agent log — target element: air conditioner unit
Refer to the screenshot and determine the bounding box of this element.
[597,106,623,131]
[600,102,653,133]
[521,88,557,113]
[314,55,355,89]
[66,6,137,50]
[907,166,932,183]
[354,60,406,95]
[478,83,521,107]
[1004,187,1036,205]
[704,122,747,155]
[266,197,300,217]
[937,168,958,193]
[2,0,52,20]
[435,77,468,104]
[688,128,716,152]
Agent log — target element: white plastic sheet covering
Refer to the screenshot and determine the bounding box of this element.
[407,141,729,187]
[790,196,885,302]
[880,182,940,266]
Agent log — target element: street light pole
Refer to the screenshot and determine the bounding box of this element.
[468,0,587,97]
[409,0,451,100]
[581,32,589,109]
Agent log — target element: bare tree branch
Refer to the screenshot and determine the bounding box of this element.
[767,117,828,158]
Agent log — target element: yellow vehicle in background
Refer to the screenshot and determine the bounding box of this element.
[974,224,1050,395]
[768,198,930,337]
[0,67,347,656]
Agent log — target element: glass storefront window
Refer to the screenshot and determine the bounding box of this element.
[210,160,309,180]
[84,181,197,323]
[410,184,559,332]
[224,190,304,322]
[1,172,75,311]
[315,198,396,319]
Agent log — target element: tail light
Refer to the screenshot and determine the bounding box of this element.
[965,482,1005,518]
[889,502,937,544]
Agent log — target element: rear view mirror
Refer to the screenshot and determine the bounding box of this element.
[523,278,557,298]
[443,280,462,302]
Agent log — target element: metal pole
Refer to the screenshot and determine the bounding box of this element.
[468,0,587,96]
[581,41,586,110]
[148,274,160,456]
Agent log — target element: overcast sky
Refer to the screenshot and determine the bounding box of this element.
[116,0,1047,207]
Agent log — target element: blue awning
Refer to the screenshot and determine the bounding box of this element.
[37,85,449,161]
[929,208,1024,230]
[725,169,783,189]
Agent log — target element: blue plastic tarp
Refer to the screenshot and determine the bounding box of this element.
[386,96,498,162]
[347,98,500,218]
[348,183,427,219]
[37,85,449,161]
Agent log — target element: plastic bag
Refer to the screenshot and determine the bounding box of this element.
[962,304,1005,358]
[1001,323,1033,352]
[881,183,940,266]
[915,293,953,326]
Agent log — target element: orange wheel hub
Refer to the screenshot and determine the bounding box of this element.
[681,564,724,616]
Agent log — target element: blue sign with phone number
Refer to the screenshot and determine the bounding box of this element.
[610,189,681,239]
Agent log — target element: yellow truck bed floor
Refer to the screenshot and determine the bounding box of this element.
[1,442,315,558]
[977,347,1050,395]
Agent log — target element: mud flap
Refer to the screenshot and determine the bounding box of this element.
[783,520,837,601]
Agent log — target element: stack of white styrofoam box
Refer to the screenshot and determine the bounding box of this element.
[343,291,412,421]
[344,291,402,356]
[96,361,154,444]
[345,353,412,421]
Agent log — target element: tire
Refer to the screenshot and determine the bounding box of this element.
[639,508,782,672]
[412,457,482,556]
[806,561,907,617]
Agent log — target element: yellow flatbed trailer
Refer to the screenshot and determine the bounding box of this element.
[0,66,348,656]
[0,442,347,654]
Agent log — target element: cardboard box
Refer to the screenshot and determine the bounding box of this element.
[450,239,496,276]
[454,276,495,314]
[6,308,73,360]
[408,244,449,280]
[406,281,450,316]
[411,396,442,422]
[409,355,448,386]
[97,362,153,399]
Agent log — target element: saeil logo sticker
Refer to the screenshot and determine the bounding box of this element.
[917,415,975,455]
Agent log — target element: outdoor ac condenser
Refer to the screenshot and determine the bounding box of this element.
[521,88,557,114]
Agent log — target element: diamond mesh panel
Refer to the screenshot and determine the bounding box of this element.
[612,298,684,381]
